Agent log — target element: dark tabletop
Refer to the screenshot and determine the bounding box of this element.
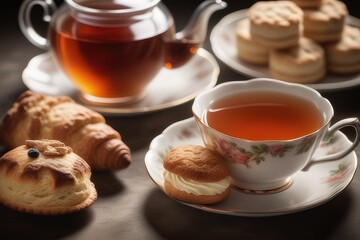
[0,0,360,239]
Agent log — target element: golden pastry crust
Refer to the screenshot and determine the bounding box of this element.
[0,139,97,215]
[303,0,348,43]
[269,37,326,83]
[0,91,131,170]
[236,19,269,65]
[324,25,360,74]
[163,145,229,182]
[249,1,303,49]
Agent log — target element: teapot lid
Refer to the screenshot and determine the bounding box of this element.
[65,0,161,15]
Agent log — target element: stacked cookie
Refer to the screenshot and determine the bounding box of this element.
[324,26,360,74]
[302,0,360,74]
[236,0,359,83]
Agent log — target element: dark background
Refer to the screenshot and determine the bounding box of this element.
[0,1,360,240]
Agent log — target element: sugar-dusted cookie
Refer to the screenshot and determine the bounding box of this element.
[270,37,326,83]
[163,145,231,205]
[303,0,348,43]
[236,19,269,65]
[249,1,303,49]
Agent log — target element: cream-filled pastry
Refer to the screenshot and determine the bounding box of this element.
[164,170,230,196]
[163,145,231,204]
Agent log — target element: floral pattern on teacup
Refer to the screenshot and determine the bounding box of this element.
[213,135,317,168]
[296,135,317,154]
[215,139,294,168]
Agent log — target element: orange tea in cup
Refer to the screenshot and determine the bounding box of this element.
[205,91,324,141]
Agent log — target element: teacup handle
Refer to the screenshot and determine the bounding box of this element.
[18,0,57,49]
[302,118,360,171]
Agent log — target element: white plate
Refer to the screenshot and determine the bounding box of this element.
[22,49,219,115]
[210,9,360,91]
[145,118,358,217]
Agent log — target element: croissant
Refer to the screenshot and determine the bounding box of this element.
[0,91,131,170]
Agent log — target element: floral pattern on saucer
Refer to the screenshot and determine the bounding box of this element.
[323,162,351,189]
[320,135,344,155]
[145,118,358,217]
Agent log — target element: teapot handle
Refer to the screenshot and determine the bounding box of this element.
[18,0,57,50]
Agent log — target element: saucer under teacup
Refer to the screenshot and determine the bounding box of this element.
[233,177,293,195]
[145,117,357,216]
[22,49,219,115]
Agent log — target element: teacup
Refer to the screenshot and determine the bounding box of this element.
[192,78,360,193]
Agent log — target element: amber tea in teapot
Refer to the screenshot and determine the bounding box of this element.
[19,0,226,104]
[50,0,200,100]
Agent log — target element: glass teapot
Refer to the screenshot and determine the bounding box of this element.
[19,0,227,104]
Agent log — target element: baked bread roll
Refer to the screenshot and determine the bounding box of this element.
[269,37,326,83]
[0,139,97,215]
[0,91,131,170]
[324,25,360,74]
[163,145,231,204]
[236,19,269,65]
[248,1,303,49]
[303,0,348,43]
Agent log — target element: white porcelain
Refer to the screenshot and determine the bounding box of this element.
[192,79,360,191]
[145,117,358,216]
[22,49,219,115]
[210,9,360,91]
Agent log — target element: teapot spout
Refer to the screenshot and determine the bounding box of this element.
[164,0,226,69]
[175,0,227,42]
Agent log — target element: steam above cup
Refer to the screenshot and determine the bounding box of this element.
[192,78,360,193]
